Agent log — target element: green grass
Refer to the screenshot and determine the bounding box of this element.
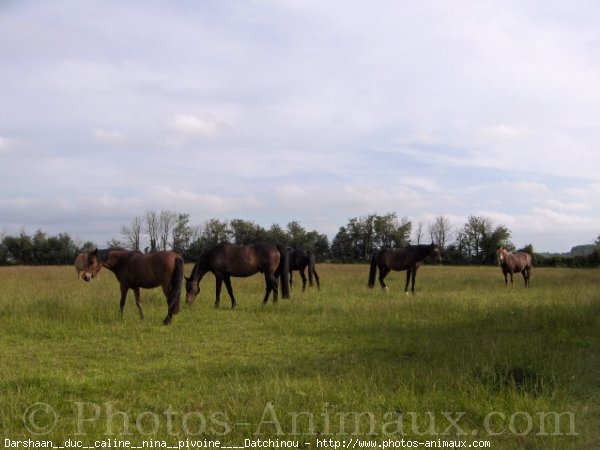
[0,264,599,449]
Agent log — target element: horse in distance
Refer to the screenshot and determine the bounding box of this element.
[288,247,320,291]
[497,246,532,287]
[185,242,290,308]
[81,248,184,325]
[368,243,441,294]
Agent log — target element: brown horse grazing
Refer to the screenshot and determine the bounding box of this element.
[288,248,320,291]
[185,242,290,308]
[497,246,532,287]
[368,243,442,294]
[74,252,88,280]
[82,248,184,325]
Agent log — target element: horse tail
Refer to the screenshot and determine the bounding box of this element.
[276,244,290,299]
[168,255,184,315]
[368,253,377,288]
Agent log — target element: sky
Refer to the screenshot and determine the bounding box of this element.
[1,0,599,253]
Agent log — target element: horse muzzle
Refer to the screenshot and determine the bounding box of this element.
[82,272,93,282]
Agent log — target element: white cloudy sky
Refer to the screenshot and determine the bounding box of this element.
[1,0,599,252]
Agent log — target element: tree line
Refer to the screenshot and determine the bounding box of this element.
[1,211,599,267]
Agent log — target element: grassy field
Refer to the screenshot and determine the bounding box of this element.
[0,264,599,449]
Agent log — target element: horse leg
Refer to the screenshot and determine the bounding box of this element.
[289,270,294,289]
[509,272,514,287]
[379,265,391,292]
[263,272,273,304]
[503,271,508,287]
[404,269,412,294]
[133,287,144,320]
[160,283,173,325]
[223,275,236,309]
[410,267,418,294]
[214,275,223,308]
[300,269,308,292]
[522,269,529,288]
[119,284,128,318]
[312,268,320,290]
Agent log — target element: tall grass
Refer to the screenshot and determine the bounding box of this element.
[0,264,598,449]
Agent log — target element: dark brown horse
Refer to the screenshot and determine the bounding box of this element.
[288,248,320,291]
[497,246,532,287]
[185,242,290,308]
[82,248,184,325]
[368,243,441,294]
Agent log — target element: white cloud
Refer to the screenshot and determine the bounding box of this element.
[93,129,128,145]
[168,114,220,139]
[1,1,600,252]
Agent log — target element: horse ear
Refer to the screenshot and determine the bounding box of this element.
[92,248,98,255]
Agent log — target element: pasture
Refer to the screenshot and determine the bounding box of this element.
[0,264,598,449]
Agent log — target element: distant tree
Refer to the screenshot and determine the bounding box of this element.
[79,241,97,252]
[330,213,411,262]
[230,219,267,244]
[518,243,534,255]
[454,216,512,264]
[107,238,123,248]
[3,231,34,264]
[201,218,231,246]
[266,223,290,247]
[172,213,193,254]
[428,215,452,249]
[145,210,159,252]
[159,210,177,251]
[330,226,354,262]
[2,230,78,265]
[414,221,425,244]
[286,221,307,248]
[121,216,143,251]
[305,231,330,261]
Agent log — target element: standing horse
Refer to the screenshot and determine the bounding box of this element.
[368,243,441,294]
[185,242,289,308]
[74,252,87,280]
[81,248,184,325]
[497,246,532,287]
[288,248,320,291]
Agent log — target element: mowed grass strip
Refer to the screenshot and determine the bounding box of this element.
[0,264,598,449]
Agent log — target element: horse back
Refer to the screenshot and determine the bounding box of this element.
[380,247,413,271]
[503,252,532,272]
[113,251,179,288]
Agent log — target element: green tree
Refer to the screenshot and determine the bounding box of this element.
[230,219,267,244]
[455,216,512,264]
[172,213,193,254]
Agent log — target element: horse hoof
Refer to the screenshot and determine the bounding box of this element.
[162,317,172,326]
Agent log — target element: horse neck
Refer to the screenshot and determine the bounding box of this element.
[414,245,433,261]
[501,250,518,267]
[98,249,119,269]
[191,259,208,281]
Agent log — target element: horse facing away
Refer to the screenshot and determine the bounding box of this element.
[368,243,442,294]
[497,246,532,287]
[82,248,184,325]
[288,248,320,291]
[185,242,290,308]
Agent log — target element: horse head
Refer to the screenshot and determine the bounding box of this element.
[184,274,200,305]
[497,246,507,264]
[429,243,442,263]
[81,248,103,282]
